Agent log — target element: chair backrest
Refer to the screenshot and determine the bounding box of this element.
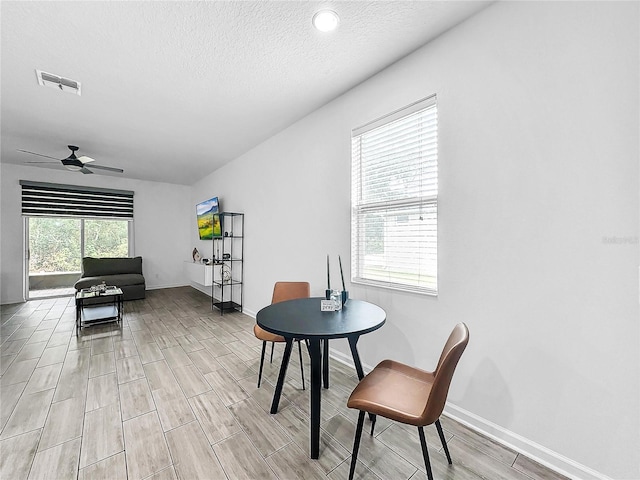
[421,323,469,425]
[271,281,310,305]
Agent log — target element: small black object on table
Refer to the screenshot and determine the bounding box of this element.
[256,297,386,459]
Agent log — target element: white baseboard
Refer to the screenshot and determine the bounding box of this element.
[444,404,610,480]
[146,283,188,291]
[327,346,607,480]
[242,307,258,318]
[183,283,210,296]
[328,345,375,373]
[225,306,258,318]
[0,296,26,306]
[183,285,256,316]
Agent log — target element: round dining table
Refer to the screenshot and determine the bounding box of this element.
[256,297,386,459]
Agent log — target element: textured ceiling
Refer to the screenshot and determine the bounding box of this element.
[1,1,491,185]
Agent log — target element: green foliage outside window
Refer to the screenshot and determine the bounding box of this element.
[29,218,81,273]
[29,217,128,273]
[85,220,129,258]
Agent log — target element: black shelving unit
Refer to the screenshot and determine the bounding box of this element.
[212,212,244,315]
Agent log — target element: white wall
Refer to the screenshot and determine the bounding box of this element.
[191,2,639,479]
[1,163,191,304]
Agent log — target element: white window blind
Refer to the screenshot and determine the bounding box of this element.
[351,95,438,295]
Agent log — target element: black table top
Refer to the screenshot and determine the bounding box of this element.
[256,297,386,340]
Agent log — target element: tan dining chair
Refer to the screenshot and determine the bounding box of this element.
[254,281,311,389]
[346,323,469,480]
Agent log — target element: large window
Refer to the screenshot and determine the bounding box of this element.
[21,180,134,298]
[28,218,131,274]
[351,95,438,294]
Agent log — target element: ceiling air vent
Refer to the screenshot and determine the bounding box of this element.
[35,69,81,96]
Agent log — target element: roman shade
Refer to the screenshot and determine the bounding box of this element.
[20,180,134,219]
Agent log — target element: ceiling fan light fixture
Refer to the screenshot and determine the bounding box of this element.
[312,10,339,32]
[19,145,123,174]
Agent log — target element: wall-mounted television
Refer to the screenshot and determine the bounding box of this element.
[196,196,221,240]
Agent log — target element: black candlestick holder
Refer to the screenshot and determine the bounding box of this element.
[341,290,349,306]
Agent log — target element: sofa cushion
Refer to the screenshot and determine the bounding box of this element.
[75,274,145,290]
[82,257,143,276]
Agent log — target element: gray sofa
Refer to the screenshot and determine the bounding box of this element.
[74,257,146,300]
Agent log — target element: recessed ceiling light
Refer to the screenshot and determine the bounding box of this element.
[312,10,339,32]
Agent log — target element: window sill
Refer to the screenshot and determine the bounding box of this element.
[351,279,438,297]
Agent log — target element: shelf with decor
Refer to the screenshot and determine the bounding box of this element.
[212,212,244,315]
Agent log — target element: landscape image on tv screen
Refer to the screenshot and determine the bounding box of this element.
[196,196,221,240]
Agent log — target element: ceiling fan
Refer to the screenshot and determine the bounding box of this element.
[18,145,124,174]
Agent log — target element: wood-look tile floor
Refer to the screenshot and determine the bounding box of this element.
[0,287,569,480]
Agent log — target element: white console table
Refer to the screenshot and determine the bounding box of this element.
[184,261,220,286]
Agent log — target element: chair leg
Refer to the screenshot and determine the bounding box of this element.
[435,419,452,464]
[257,341,266,388]
[370,414,377,435]
[418,426,434,480]
[298,340,305,390]
[349,411,366,480]
[270,342,275,363]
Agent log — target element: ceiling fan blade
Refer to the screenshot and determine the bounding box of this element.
[78,155,95,164]
[17,149,61,160]
[25,161,60,164]
[80,167,94,174]
[88,164,124,173]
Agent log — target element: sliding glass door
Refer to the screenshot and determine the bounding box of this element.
[26,217,131,299]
